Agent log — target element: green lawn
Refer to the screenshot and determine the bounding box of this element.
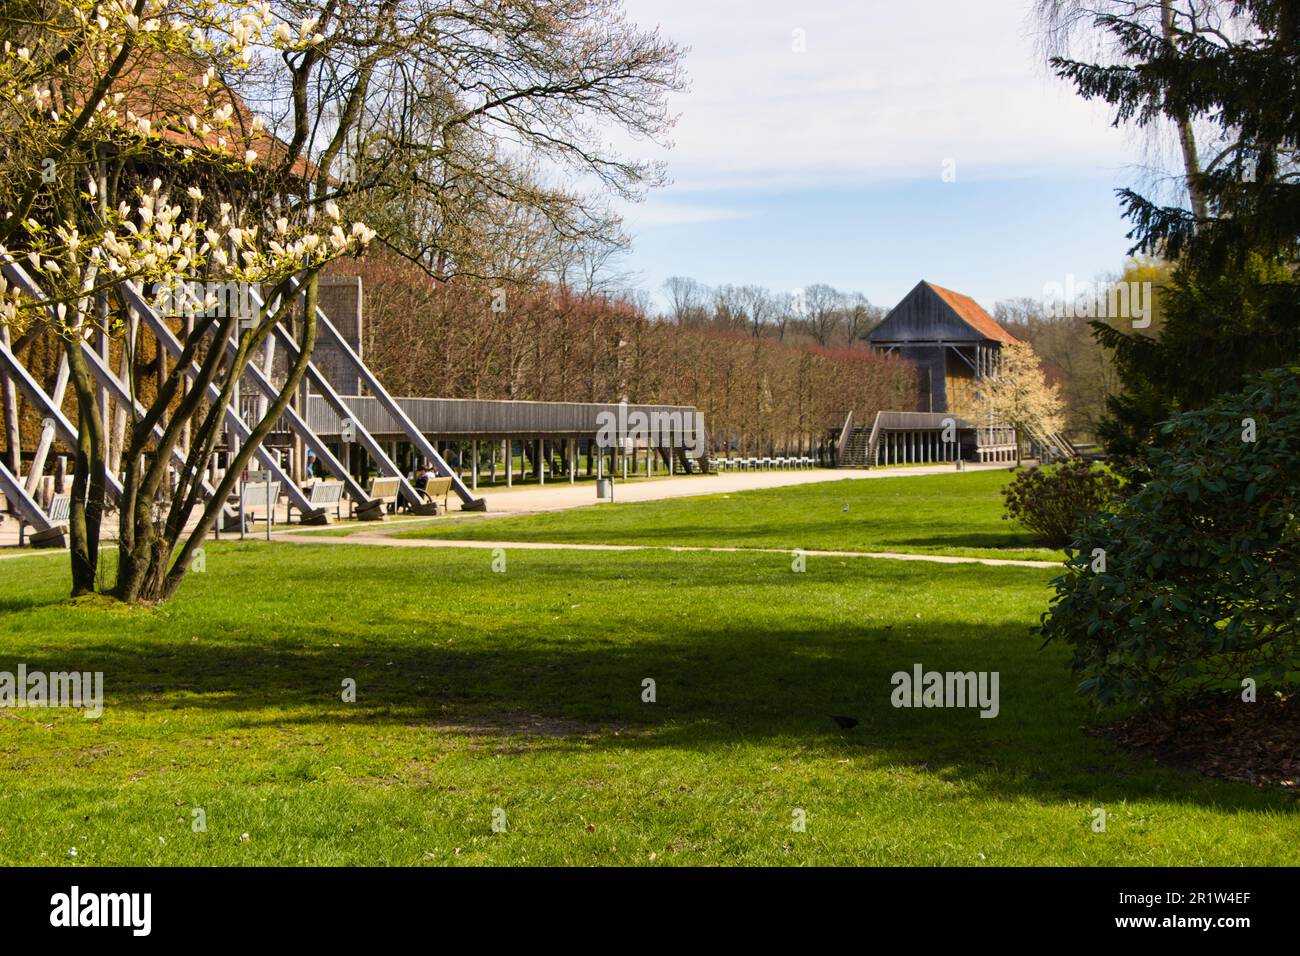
[398,469,1062,562]
[0,533,1296,865]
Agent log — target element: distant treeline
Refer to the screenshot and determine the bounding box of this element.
[341,259,918,455]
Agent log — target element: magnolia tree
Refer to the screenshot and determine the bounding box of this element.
[951,340,1066,465]
[1,1,377,601]
[0,0,683,604]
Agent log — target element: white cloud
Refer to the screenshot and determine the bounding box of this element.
[618,0,1135,193]
[626,201,755,226]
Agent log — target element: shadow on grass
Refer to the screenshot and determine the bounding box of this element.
[2,543,1292,814]
[5,619,1293,816]
[411,516,1049,554]
[887,532,1059,554]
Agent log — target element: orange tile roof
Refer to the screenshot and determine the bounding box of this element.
[925,282,1019,344]
[81,48,316,181]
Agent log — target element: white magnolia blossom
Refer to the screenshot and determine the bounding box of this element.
[0,0,373,336]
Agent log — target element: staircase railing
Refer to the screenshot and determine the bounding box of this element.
[1026,423,1076,461]
[834,410,853,466]
[864,411,885,467]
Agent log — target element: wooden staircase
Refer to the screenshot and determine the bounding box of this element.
[838,426,874,468]
[1025,425,1077,462]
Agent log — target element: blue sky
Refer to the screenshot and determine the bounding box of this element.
[612,0,1163,312]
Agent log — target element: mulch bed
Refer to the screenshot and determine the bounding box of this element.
[1098,693,1300,790]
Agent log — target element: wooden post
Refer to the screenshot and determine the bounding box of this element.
[471,439,478,490]
[230,380,242,463]
[536,439,544,484]
[25,354,70,495]
[0,326,20,475]
[506,439,513,487]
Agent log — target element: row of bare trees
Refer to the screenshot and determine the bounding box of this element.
[351,259,917,454]
[661,277,885,348]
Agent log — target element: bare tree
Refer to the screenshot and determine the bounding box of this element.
[662,275,710,326]
[711,284,748,333]
[738,285,777,338]
[771,290,796,342]
[1033,0,1238,219]
[841,292,883,345]
[802,283,843,347]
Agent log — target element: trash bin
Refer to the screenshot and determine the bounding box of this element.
[596,478,613,500]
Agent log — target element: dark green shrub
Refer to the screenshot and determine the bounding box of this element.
[1001,461,1122,548]
[1039,367,1300,708]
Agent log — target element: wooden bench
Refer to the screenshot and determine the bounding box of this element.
[289,480,345,524]
[355,475,401,520]
[421,476,453,513]
[47,492,71,525]
[17,492,70,547]
[238,480,281,530]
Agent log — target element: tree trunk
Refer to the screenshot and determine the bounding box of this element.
[107,312,137,476]
[122,273,323,605]
[64,336,107,596]
[1161,0,1208,220]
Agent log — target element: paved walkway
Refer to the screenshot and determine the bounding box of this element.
[437,462,1008,517]
[274,530,1058,569]
[3,463,1042,571]
[284,460,1009,525]
[266,461,1054,569]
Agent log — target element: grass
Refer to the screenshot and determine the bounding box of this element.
[1,530,1296,865]
[397,469,1062,562]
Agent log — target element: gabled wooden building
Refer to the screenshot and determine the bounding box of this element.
[867,280,1018,413]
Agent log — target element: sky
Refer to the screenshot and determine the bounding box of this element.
[611,0,1161,313]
